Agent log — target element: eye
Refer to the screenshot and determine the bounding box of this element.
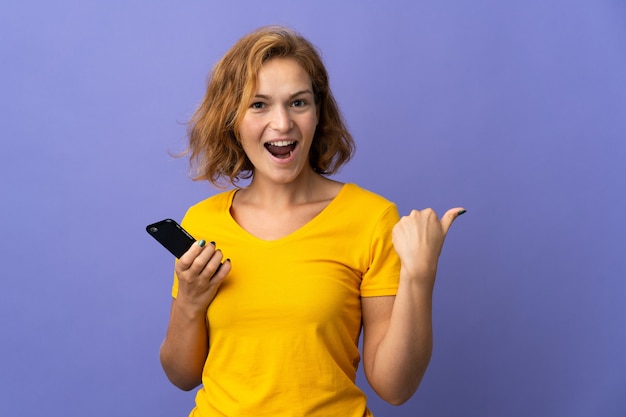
[291,99,306,107]
[250,102,266,109]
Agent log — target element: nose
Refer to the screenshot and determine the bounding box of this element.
[270,106,293,132]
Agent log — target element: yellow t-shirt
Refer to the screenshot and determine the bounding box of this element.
[172,183,400,417]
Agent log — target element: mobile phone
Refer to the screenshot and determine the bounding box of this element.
[146,218,196,258]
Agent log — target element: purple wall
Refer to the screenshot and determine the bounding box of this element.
[1,1,624,416]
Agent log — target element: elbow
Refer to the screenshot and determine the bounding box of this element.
[380,387,418,406]
[159,348,202,392]
[161,366,202,392]
[171,378,201,392]
[387,397,410,407]
[372,374,424,406]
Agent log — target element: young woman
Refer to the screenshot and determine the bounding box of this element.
[159,26,465,417]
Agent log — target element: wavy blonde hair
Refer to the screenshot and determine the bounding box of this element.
[185,26,355,187]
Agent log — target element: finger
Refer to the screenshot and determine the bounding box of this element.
[440,207,467,236]
[199,248,224,279]
[177,239,209,271]
[210,258,232,285]
[181,240,220,275]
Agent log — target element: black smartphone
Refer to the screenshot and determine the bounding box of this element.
[146,218,196,258]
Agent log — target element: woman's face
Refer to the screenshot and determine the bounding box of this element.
[239,57,319,185]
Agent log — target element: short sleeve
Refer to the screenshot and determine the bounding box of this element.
[360,204,401,297]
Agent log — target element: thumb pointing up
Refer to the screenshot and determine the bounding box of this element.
[441,208,467,236]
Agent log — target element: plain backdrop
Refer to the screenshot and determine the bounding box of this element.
[1,1,625,416]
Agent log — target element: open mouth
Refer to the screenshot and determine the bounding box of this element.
[264,140,297,159]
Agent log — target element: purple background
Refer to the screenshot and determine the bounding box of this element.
[1,1,625,416]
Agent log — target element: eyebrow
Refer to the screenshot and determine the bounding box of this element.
[252,89,314,100]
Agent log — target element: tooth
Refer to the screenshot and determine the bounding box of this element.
[269,140,294,147]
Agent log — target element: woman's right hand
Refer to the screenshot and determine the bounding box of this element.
[174,240,231,318]
[161,240,230,390]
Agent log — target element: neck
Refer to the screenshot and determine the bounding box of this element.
[241,170,332,208]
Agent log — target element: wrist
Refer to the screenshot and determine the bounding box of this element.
[401,259,437,279]
[173,297,208,322]
[400,262,437,292]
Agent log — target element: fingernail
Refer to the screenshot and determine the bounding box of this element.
[198,240,206,247]
[226,258,231,263]
[210,241,216,246]
[457,209,467,216]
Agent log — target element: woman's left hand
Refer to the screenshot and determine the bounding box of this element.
[392,207,466,287]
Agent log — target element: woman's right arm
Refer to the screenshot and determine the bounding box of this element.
[159,240,231,391]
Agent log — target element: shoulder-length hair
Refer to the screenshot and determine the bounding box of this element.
[185,25,355,187]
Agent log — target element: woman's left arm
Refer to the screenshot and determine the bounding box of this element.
[361,207,465,405]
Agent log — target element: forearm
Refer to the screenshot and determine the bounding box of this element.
[160,299,209,391]
[368,268,435,405]
[367,206,464,404]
